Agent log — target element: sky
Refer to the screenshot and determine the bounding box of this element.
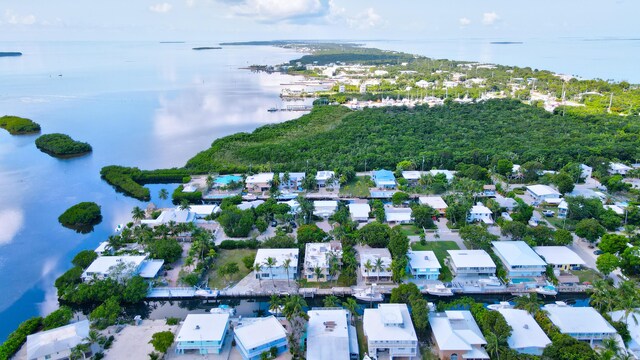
[0,0,638,42]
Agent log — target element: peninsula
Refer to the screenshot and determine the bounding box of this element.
[35,133,92,158]
[0,115,41,135]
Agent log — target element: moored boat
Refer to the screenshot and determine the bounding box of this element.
[425,284,454,297]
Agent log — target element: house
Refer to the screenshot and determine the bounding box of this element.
[372,169,396,189]
[447,250,497,277]
[419,196,448,215]
[407,250,441,280]
[360,248,392,282]
[492,241,547,278]
[245,173,274,192]
[526,185,561,202]
[237,200,265,211]
[402,171,422,184]
[496,309,551,356]
[316,171,336,187]
[495,196,518,211]
[313,200,338,218]
[429,310,489,360]
[385,206,413,224]
[467,203,493,224]
[27,320,94,360]
[81,255,163,282]
[558,200,569,219]
[141,208,196,226]
[348,203,371,222]
[304,242,343,282]
[534,246,585,271]
[543,305,617,345]
[175,314,230,355]
[429,169,455,182]
[94,241,111,256]
[609,309,640,359]
[189,205,220,218]
[363,304,419,360]
[279,172,305,191]
[234,316,288,360]
[307,308,359,360]
[254,249,299,280]
[580,164,592,179]
[609,162,632,175]
[567,188,606,200]
[482,185,496,197]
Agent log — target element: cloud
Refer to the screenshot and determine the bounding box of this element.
[346,8,384,29]
[222,0,330,23]
[482,11,500,25]
[149,3,173,13]
[4,10,36,25]
[186,0,196,7]
[459,17,471,27]
[0,208,24,246]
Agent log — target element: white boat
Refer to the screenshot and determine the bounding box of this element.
[195,288,219,297]
[354,289,384,302]
[487,302,513,311]
[426,284,454,297]
[478,276,502,287]
[535,286,558,296]
[268,305,284,316]
[210,304,235,316]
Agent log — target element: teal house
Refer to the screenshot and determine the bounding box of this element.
[175,314,230,355]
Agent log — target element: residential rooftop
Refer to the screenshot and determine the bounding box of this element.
[177,314,229,343]
[363,304,417,342]
[429,311,487,352]
[27,320,90,360]
[533,246,586,266]
[305,242,342,269]
[407,250,441,270]
[307,308,351,360]
[254,248,299,268]
[496,309,551,351]
[447,250,496,269]
[234,316,287,351]
[526,184,561,197]
[543,306,617,335]
[492,241,547,267]
[418,196,448,209]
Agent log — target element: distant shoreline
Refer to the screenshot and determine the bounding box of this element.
[192,47,222,51]
[0,52,22,57]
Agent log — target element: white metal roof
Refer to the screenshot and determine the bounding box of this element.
[402,171,422,180]
[305,242,342,269]
[177,314,229,343]
[307,309,351,360]
[234,316,287,350]
[407,251,441,270]
[189,205,220,216]
[83,255,146,277]
[363,304,417,342]
[349,203,370,219]
[492,241,547,267]
[429,169,455,181]
[543,306,617,335]
[429,311,487,352]
[237,200,265,211]
[610,309,640,355]
[138,260,165,278]
[526,184,561,197]
[533,246,586,266]
[245,172,274,184]
[316,171,335,181]
[419,196,448,209]
[470,203,492,215]
[497,309,551,350]
[359,248,392,277]
[27,320,89,360]
[447,250,496,269]
[254,248,299,268]
[141,209,196,225]
[314,201,338,217]
[384,206,412,222]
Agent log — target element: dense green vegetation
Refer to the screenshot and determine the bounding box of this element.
[0,115,40,135]
[58,202,102,233]
[0,317,42,360]
[35,133,92,157]
[186,101,640,174]
[100,166,190,201]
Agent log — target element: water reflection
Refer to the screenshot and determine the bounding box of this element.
[0,208,25,246]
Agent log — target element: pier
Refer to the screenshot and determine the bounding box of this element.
[267,105,313,112]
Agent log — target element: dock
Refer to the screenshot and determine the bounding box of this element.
[267,105,313,112]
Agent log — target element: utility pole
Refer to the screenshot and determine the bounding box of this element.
[421,156,425,173]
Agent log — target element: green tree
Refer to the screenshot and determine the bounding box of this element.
[575,218,606,243]
[541,333,596,360]
[149,331,175,354]
[264,257,277,287]
[42,306,73,330]
[90,297,121,329]
[72,250,98,269]
[323,295,339,307]
[391,191,410,206]
[122,276,149,303]
[599,233,629,254]
[496,159,513,177]
[620,247,640,276]
[242,255,255,270]
[357,221,391,248]
[553,229,573,246]
[158,188,169,200]
[514,293,542,314]
[597,253,620,276]
[283,258,292,287]
[599,209,622,231]
[500,221,528,241]
[131,206,145,222]
[148,237,183,263]
[269,295,283,316]
[460,225,498,250]
[411,205,436,229]
[388,226,409,259]
[342,298,359,321]
[296,224,329,245]
[554,173,575,195]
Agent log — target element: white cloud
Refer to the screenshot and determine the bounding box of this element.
[0,208,24,246]
[346,8,383,29]
[459,17,471,27]
[482,11,500,25]
[224,0,329,22]
[186,0,196,7]
[4,10,36,25]
[149,3,173,13]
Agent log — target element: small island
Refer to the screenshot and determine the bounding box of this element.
[0,115,41,135]
[0,52,22,57]
[35,133,92,158]
[58,202,102,233]
[192,47,222,51]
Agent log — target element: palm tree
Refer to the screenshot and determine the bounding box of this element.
[254,263,263,288]
[179,199,191,211]
[323,295,339,307]
[589,280,617,313]
[158,188,169,200]
[69,343,90,360]
[601,337,621,357]
[364,260,374,284]
[283,258,292,287]
[283,295,308,320]
[514,293,543,315]
[342,298,359,323]
[264,257,277,288]
[328,255,340,285]
[313,266,323,282]
[84,330,101,351]
[206,174,214,190]
[485,333,502,360]
[282,172,291,190]
[131,206,145,223]
[616,280,640,324]
[374,257,384,282]
[269,294,283,316]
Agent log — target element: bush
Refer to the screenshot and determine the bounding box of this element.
[42,306,73,330]
[172,185,202,205]
[0,115,41,134]
[166,317,180,325]
[72,250,98,269]
[242,254,256,269]
[35,133,92,157]
[149,331,175,353]
[58,202,102,233]
[147,237,183,263]
[0,317,43,359]
[219,239,260,250]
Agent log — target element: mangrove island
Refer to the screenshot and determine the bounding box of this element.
[58,202,102,233]
[0,115,41,135]
[35,133,92,158]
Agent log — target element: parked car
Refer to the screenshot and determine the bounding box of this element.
[271,221,278,227]
[542,210,555,217]
[593,250,603,255]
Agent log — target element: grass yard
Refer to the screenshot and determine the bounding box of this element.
[547,217,578,231]
[355,319,368,360]
[411,241,460,282]
[572,268,604,284]
[399,224,423,236]
[339,176,372,198]
[207,249,257,289]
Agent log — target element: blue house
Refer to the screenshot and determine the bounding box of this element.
[234,316,288,360]
[372,170,396,189]
[406,250,441,280]
[175,314,230,355]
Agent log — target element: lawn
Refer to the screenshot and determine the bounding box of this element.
[399,224,423,236]
[339,176,372,197]
[207,249,257,289]
[572,268,604,284]
[547,217,578,231]
[411,241,460,282]
[355,319,368,359]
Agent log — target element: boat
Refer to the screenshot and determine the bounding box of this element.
[210,304,235,316]
[267,107,278,112]
[487,302,513,311]
[268,305,284,316]
[478,276,502,287]
[535,285,558,296]
[195,288,219,297]
[353,288,384,302]
[425,284,454,297]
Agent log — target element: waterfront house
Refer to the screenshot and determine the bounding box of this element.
[237,200,265,211]
[429,169,455,182]
[304,242,342,282]
[254,248,299,280]
[447,250,497,277]
[349,203,371,222]
[429,310,489,360]
[492,241,547,279]
[81,255,164,282]
[385,206,412,224]
[543,305,617,346]
[141,208,196,226]
[278,172,305,191]
[406,250,441,281]
[609,162,632,175]
[482,185,496,197]
[234,316,288,360]
[534,246,585,271]
[558,199,569,219]
[360,248,392,283]
[27,320,94,360]
[245,172,274,192]
[313,200,338,218]
[372,169,396,189]
[609,309,640,359]
[419,196,448,215]
[467,203,493,224]
[316,170,336,187]
[580,164,593,179]
[363,304,419,359]
[402,170,421,184]
[175,314,230,355]
[307,308,359,360]
[189,205,221,218]
[496,309,551,356]
[495,196,518,211]
[526,185,561,202]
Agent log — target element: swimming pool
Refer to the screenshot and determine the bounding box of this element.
[511,278,535,284]
[215,175,243,185]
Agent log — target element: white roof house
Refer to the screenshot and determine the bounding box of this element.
[245,172,274,185]
[492,241,547,278]
[234,316,288,360]
[82,255,148,281]
[609,162,632,175]
[447,250,496,276]
[429,311,489,360]
[254,248,299,280]
[419,196,448,213]
[407,251,441,271]
[27,320,91,360]
[543,305,617,344]
[385,206,412,224]
[313,200,338,218]
[237,200,265,211]
[610,309,640,358]
[467,203,493,224]
[316,171,335,182]
[307,308,357,360]
[189,204,220,218]
[141,209,196,226]
[304,242,343,282]
[402,171,422,181]
[429,169,455,182]
[360,248,392,280]
[349,203,371,222]
[497,309,551,356]
[534,246,585,269]
[495,197,518,210]
[526,184,561,201]
[363,304,418,359]
[176,314,230,354]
